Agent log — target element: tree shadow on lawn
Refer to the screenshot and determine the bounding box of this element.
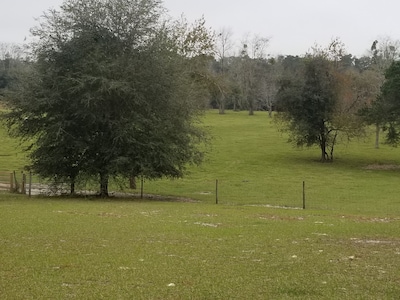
[281,151,400,174]
[27,192,200,204]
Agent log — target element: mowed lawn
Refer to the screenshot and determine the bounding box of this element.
[144,110,400,215]
[0,194,399,299]
[0,109,400,299]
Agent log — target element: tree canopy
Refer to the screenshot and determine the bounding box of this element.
[3,0,214,196]
[378,61,400,145]
[276,56,337,161]
[275,46,365,161]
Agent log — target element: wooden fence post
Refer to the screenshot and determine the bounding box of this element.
[10,173,14,192]
[28,172,32,197]
[22,173,26,195]
[140,176,144,199]
[216,179,219,204]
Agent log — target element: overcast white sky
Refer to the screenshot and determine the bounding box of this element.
[1,0,400,57]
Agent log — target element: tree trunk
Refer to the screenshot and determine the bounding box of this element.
[320,143,327,161]
[320,133,328,162]
[248,99,254,115]
[218,100,225,115]
[99,172,109,197]
[70,182,75,195]
[375,124,380,149]
[268,103,272,118]
[129,176,136,189]
[328,131,338,161]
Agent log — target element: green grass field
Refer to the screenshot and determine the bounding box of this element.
[142,110,400,215]
[0,194,399,299]
[1,110,400,299]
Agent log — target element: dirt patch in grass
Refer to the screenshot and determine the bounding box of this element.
[257,214,305,221]
[116,193,200,203]
[364,164,400,171]
[247,204,302,210]
[351,238,399,245]
[340,215,400,223]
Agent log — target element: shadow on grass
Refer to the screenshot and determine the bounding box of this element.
[5,191,200,204]
[277,148,400,174]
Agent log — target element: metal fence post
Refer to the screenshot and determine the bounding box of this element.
[216,179,219,204]
[10,172,14,192]
[22,173,26,195]
[140,176,144,199]
[29,172,32,197]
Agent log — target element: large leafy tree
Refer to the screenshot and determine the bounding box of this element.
[3,0,214,196]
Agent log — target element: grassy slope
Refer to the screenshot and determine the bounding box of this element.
[144,110,400,215]
[1,110,400,299]
[0,194,399,299]
[2,109,400,213]
[1,109,400,214]
[0,127,27,173]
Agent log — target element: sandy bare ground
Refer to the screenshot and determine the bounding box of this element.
[364,164,400,170]
[0,181,198,202]
[0,182,9,191]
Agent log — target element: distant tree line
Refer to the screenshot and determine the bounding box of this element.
[209,34,400,161]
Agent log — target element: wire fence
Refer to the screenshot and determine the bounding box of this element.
[1,171,399,215]
[140,177,400,214]
[0,171,96,196]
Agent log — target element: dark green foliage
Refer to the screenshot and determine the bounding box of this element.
[2,0,213,196]
[276,56,339,161]
[379,61,400,146]
[359,60,400,147]
[0,55,22,96]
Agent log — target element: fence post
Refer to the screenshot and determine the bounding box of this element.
[140,176,144,199]
[22,173,26,195]
[129,176,136,189]
[10,172,14,192]
[303,181,306,209]
[13,171,19,193]
[216,179,219,204]
[28,172,32,197]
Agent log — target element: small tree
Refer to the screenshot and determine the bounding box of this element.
[276,56,338,161]
[237,35,269,115]
[214,27,235,114]
[276,52,364,161]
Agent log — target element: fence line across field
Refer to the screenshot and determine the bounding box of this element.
[0,171,353,209]
[0,170,398,214]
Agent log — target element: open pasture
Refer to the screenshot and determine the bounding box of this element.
[142,110,400,215]
[0,194,399,299]
[2,109,400,215]
[1,110,400,298]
